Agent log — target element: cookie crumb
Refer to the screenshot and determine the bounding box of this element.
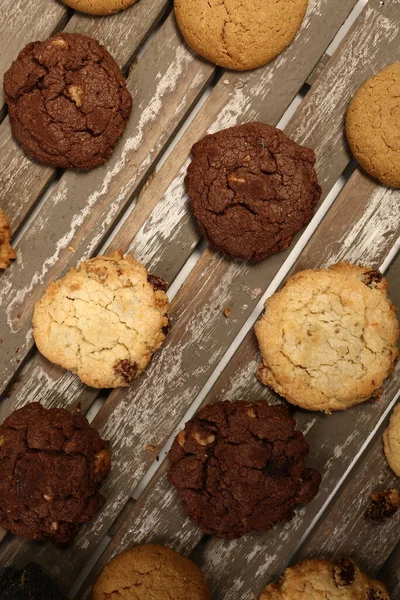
[365,489,400,523]
[223,306,231,317]
[224,79,230,85]
[68,245,76,253]
[145,444,156,452]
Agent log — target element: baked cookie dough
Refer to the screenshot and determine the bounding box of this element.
[4,33,132,171]
[174,0,309,71]
[93,544,211,600]
[186,122,321,261]
[0,402,110,544]
[0,209,16,269]
[259,558,391,600]
[168,400,321,539]
[384,404,400,476]
[61,0,138,15]
[0,563,68,600]
[346,62,400,188]
[255,263,399,412]
[33,251,170,389]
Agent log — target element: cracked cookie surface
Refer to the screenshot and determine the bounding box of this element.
[4,33,132,170]
[0,209,16,269]
[61,0,138,15]
[0,402,110,544]
[185,122,321,261]
[255,263,399,412]
[259,558,391,599]
[174,0,309,71]
[346,62,400,188]
[33,251,170,388]
[93,544,211,600]
[168,400,321,539]
[384,404,400,476]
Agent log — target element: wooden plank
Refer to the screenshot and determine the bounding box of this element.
[0,0,170,232]
[0,12,214,392]
[74,173,400,599]
[0,0,363,586]
[0,0,67,112]
[380,542,400,597]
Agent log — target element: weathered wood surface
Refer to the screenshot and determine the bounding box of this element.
[380,541,400,597]
[0,0,365,588]
[0,0,171,233]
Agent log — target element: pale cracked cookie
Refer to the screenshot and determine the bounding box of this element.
[61,0,138,15]
[93,544,211,600]
[255,263,399,412]
[174,0,309,71]
[259,558,391,600]
[346,62,400,188]
[0,209,16,269]
[383,404,400,476]
[33,251,170,388]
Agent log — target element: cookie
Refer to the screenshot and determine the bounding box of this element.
[4,33,132,171]
[365,489,400,523]
[255,263,399,412]
[168,400,321,539]
[61,0,137,15]
[92,544,211,600]
[186,122,321,261]
[259,558,391,600]
[0,209,16,269]
[33,251,170,389]
[174,0,309,71]
[0,402,110,544]
[383,404,400,476]
[346,62,400,188]
[0,563,67,600]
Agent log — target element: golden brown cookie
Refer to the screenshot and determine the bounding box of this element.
[174,0,309,71]
[0,209,16,269]
[60,0,138,15]
[33,251,170,388]
[346,62,400,188]
[384,404,400,476]
[259,558,391,600]
[255,263,399,412]
[92,544,211,600]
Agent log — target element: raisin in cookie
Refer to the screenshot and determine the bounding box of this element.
[186,122,321,261]
[0,563,68,600]
[259,558,391,599]
[0,209,16,269]
[174,0,309,71]
[61,0,138,15]
[383,404,400,476]
[33,251,170,388]
[346,62,400,188]
[168,400,321,539]
[93,544,211,600]
[4,33,132,171]
[0,402,110,544]
[255,263,399,412]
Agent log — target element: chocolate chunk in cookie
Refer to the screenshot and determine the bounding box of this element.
[168,400,321,539]
[4,33,132,171]
[185,122,321,261]
[0,402,111,544]
[0,563,67,599]
[365,489,400,523]
[0,209,16,270]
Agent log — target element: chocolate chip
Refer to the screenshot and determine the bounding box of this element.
[114,359,138,384]
[333,558,356,587]
[147,274,167,292]
[367,588,386,600]
[365,489,400,523]
[362,270,383,289]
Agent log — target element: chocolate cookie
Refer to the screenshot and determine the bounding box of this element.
[4,33,132,171]
[0,563,67,600]
[168,400,321,539]
[0,402,111,544]
[93,544,211,600]
[186,122,321,261]
[259,558,391,600]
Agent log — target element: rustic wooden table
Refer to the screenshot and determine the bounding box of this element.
[0,0,399,597]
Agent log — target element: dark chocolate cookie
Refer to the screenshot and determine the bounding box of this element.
[4,33,132,170]
[0,563,67,600]
[186,122,321,261]
[168,400,321,539]
[0,402,111,544]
